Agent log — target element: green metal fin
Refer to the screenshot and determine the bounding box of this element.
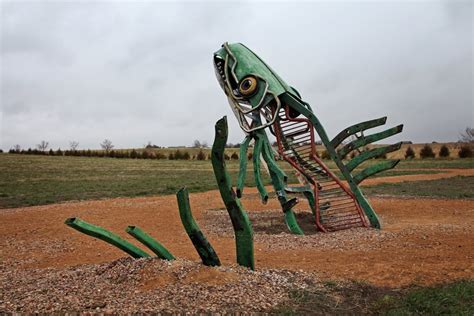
[65,217,150,258]
[331,117,387,148]
[338,124,404,158]
[346,142,402,172]
[177,187,221,267]
[353,159,400,184]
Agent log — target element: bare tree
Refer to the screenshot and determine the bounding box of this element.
[192,140,201,148]
[459,127,474,143]
[69,141,79,151]
[201,141,209,148]
[100,139,114,152]
[13,144,21,152]
[37,140,49,152]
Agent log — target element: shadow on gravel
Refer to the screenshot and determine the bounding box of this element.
[203,209,319,236]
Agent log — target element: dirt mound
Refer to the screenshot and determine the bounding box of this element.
[1,257,318,313]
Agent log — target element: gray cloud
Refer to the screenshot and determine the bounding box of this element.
[1,0,472,150]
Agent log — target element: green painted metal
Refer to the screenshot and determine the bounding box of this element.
[65,217,150,258]
[261,138,287,182]
[285,186,316,217]
[337,125,404,158]
[177,187,221,267]
[236,136,252,198]
[252,136,269,203]
[354,160,401,184]
[126,226,175,260]
[330,117,387,148]
[211,117,255,269]
[213,42,404,231]
[281,93,383,229]
[259,131,304,235]
[346,142,402,172]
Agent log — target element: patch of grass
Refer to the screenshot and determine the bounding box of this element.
[273,280,474,315]
[0,154,465,209]
[364,176,474,199]
[272,280,394,315]
[374,280,474,315]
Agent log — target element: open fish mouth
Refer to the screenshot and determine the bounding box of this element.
[213,55,227,92]
[213,45,281,134]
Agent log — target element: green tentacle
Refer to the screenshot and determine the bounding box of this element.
[212,117,254,270]
[252,135,269,204]
[236,136,252,198]
[177,187,221,266]
[126,226,175,260]
[258,131,304,235]
[65,218,150,258]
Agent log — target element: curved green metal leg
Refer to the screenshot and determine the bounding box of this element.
[259,132,304,235]
[212,117,255,270]
[236,136,252,198]
[126,226,175,260]
[177,187,221,266]
[65,217,150,258]
[252,136,269,204]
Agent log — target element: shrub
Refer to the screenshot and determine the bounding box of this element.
[49,149,54,155]
[350,151,357,159]
[142,150,150,159]
[377,152,387,159]
[155,152,166,159]
[458,145,473,158]
[231,152,239,160]
[224,153,230,160]
[182,151,191,160]
[247,152,253,160]
[174,150,184,160]
[419,144,435,159]
[56,149,63,156]
[196,150,206,160]
[168,152,175,160]
[405,146,415,159]
[0,149,3,153]
[439,145,450,158]
[109,150,116,158]
[321,150,330,159]
[130,149,138,159]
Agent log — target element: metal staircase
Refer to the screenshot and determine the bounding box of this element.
[273,105,369,232]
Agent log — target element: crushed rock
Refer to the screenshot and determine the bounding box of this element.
[0,257,319,313]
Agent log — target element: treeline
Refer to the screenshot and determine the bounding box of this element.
[7,148,241,161]
[405,144,473,159]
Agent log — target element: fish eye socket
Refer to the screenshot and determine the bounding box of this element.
[239,76,258,96]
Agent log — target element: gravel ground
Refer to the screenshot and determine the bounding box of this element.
[202,209,470,251]
[0,257,320,314]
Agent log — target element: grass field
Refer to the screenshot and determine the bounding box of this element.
[2,154,470,209]
[364,176,474,199]
[273,279,474,315]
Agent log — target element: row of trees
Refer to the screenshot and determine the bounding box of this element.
[7,139,240,154]
[7,147,241,161]
[405,144,472,159]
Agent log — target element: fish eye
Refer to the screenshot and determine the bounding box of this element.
[239,76,258,96]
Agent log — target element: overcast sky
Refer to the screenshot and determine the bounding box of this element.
[1,0,472,150]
